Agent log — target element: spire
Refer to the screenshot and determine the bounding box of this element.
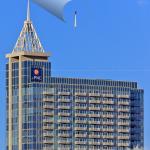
[12,0,45,53]
[27,0,30,21]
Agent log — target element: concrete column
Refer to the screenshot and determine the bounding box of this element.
[8,58,12,150]
[18,56,22,150]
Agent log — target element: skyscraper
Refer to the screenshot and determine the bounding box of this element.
[6,1,144,150]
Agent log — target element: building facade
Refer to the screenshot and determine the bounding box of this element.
[6,2,144,150]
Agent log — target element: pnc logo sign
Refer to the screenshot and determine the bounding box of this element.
[31,67,43,82]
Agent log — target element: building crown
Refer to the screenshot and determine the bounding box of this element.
[13,0,44,53]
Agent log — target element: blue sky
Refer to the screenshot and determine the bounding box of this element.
[0,0,150,149]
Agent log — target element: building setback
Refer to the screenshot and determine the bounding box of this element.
[6,2,144,150]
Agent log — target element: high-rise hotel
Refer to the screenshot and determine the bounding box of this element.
[6,1,144,150]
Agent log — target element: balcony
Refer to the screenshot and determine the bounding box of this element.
[43,98,54,102]
[58,140,71,144]
[89,134,101,138]
[102,135,114,139]
[58,119,70,124]
[43,132,53,137]
[58,92,70,96]
[102,121,114,125]
[118,108,130,112]
[75,141,87,145]
[58,112,70,117]
[118,122,130,126]
[75,134,87,138]
[75,106,87,110]
[102,128,114,132]
[43,139,54,144]
[118,115,130,119]
[43,125,54,130]
[89,121,101,125]
[43,105,54,109]
[75,99,87,103]
[43,91,54,96]
[118,129,130,133]
[102,94,114,98]
[43,118,54,123]
[117,142,130,147]
[102,108,114,112]
[75,113,87,117]
[118,136,130,140]
[102,100,114,105]
[89,127,101,131]
[89,114,101,118]
[89,141,101,145]
[89,107,101,111]
[102,114,114,118]
[43,112,54,116]
[75,92,87,96]
[89,93,101,97]
[103,142,114,146]
[89,100,101,104]
[58,105,70,110]
[117,95,130,99]
[118,101,130,106]
[58,133,71,138]
[75,120,87,124]
[75,127,87,131]
[58,99,70,103]
[58,126,71,130]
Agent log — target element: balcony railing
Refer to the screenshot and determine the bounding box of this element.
[75,127,87,131]
[75,92,87,96]
[118,136,130,140]
[43,112,54,116]
[89,93,101,97]
[58,126,71,130]
[58,105,70,110]
[118,115,130,119]
[117,95,130,99]
[118,122,130,126]
[102,101,114,105]
[58,92,70,96]
[89,141,101,145]
[89,107,101,111]
[102,128,114,132]
[118,101,130,105]
[75,113,87,117]
[89,121,102,125]
[58,99,71,103]
[43,132,53,137]
[43,105,54,109]
[75,134,87,138]
[58,112,71,117]
[117,142,130,147]
[118,129,130,133]
[75,141,87,145]
[89,134,101,138]
[58,133,71,137]
[89,114,101,118]
[43,98,54,102]
[102,108,114,111]
[58,119,70,123]
[43,139,54,144]
[75,99,87,103]
[75,106,88,110]
[43,125,54,130]
[89,100,101,104]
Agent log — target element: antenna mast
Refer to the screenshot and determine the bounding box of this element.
[27,0,30,21]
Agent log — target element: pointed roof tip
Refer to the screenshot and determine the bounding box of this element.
[27,0,30,21]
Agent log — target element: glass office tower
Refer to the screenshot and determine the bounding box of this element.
[6,2,144,150]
